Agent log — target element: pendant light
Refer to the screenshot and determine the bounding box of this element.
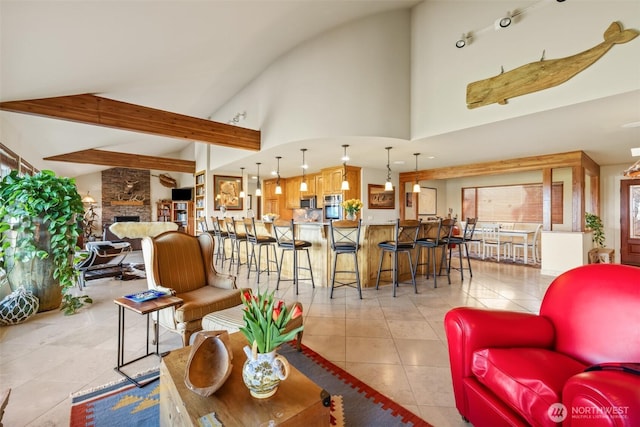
[384,147,393,191]
[255,162,262,197]
[412,153,421,193]
[300,149,308,192]
[340,144,350,191]
[275,156,283,195]
[239,167,246,198]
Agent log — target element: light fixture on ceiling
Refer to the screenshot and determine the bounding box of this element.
[227,111,246,125]
[82,192,96,204]
[255,162,262,197]
[413,153,421,193]
[275,156,283,195]
[631,147,640,157]
[495,12,512,30]
[341,145,350,191]
[300,149,308,192]
[455,33,471,48]
[384,147,393,191]
[239,167,246,198]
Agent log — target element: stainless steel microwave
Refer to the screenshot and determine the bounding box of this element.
[300,196,316,209]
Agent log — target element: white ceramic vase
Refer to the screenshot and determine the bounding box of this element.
[242,343,290,399]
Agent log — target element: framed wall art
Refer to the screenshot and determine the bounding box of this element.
[214,175,243,210]
[368,184,395,209]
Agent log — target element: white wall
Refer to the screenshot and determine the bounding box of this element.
[208,9,411,171]
[411,0,640,139]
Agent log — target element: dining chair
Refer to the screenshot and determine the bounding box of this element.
[482,223,511,261]
[511,224,543,263]
[375,219,422,297]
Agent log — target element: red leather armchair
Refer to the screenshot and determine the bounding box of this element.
[445,264,640,427]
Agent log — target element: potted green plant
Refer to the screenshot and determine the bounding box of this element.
[585,212,613,263]
[0,170,92,314]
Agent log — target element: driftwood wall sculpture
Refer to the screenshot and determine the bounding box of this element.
[466,22,638,109]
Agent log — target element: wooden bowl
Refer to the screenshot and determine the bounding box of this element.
[184,330,233,396]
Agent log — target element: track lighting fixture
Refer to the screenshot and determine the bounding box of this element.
[255,162,262,197]
[275,157,282,195]
[495,12,512,30]
[455,33,470,48]
[239,167,246,198]
[413,153,421,193]
[300,149,308,192]
[341,145,350,191]
[384,147,393,191]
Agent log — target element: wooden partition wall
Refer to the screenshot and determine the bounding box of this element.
[398,151,600,232]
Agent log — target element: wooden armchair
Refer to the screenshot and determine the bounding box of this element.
[141,231,243,346]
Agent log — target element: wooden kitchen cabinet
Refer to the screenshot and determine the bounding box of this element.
[285,176,301,209]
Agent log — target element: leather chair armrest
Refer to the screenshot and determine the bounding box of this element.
[445,307,555,417]
[563,371,640,427]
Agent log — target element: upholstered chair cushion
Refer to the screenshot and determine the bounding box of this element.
[472,348,587,427]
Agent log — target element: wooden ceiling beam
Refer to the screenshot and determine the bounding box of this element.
[44,149,195,173]
[0,94,261,151]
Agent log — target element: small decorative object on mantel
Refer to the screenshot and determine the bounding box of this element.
[342,198,363,220]
[466,21,639,109]
[239,289,304,399]
[184,330,233,397]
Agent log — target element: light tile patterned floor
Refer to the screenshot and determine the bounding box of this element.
[0,252,553,426]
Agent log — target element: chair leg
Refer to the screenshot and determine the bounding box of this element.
[431,247,437,288]
[293,249,298,295]
[305,249,315,289]
[247,243,257,279]
[276,250,285,290]
[375,250,385,290]
[354,251,362,299]
[330,251,338,299]
[407,251,417,294]
[465,243,473,277]
[392,251,398,297]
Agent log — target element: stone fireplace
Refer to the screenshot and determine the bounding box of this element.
[101,168,151,223]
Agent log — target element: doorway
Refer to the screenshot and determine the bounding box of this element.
[620,179,640,266]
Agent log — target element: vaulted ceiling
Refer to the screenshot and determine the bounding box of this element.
[1,0,638,179]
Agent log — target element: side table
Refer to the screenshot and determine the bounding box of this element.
[114,295,183,387]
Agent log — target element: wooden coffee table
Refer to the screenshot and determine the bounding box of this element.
[160,331,330,427]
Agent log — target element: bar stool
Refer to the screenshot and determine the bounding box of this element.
[329,219,362,299]
[210,216,230,267]
[413,218,447,288]
[375,219,421,297]
[272,219,315,295]
[243,217,279,283]
[224,217,248,273]
[446,217,477,281]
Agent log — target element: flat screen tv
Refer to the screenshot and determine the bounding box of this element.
[171,187,193,201]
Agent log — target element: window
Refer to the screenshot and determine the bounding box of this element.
[1,143,38,177]
[462,183,563,224]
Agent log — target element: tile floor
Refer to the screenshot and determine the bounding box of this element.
[0,251,554,426]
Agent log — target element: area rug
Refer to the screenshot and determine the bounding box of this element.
[70,342,432,426]
[70,370,159,427]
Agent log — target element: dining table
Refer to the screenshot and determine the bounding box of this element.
[477,227,537,265]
